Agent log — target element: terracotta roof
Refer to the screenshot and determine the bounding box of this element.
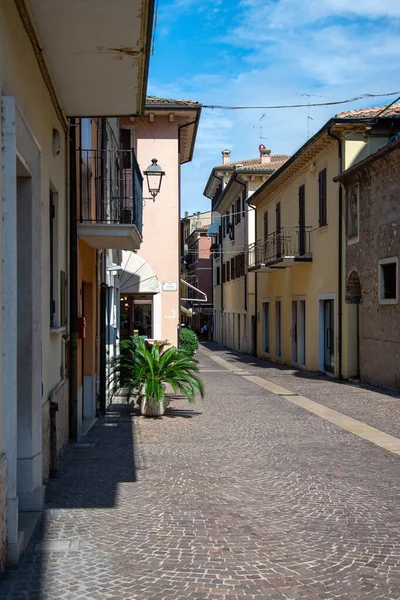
[146,96,200,107]
[336,104,400,119]
[214,154,290,171]
[197,224,211,231]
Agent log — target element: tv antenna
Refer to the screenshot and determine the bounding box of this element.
[253,114,268,142]
[298,93,327,139]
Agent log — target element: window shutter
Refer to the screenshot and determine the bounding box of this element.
[318,168,327,226]
[264,211,268,239]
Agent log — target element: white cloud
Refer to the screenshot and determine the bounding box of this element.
[150,0,400,214]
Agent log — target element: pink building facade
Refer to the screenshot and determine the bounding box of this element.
[120,98,201,347]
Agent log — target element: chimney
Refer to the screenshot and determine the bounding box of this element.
[184,211,188,218]
[259,144,271,164]
[222,149,231,165]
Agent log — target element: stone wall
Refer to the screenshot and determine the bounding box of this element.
[345,145,400,390]
[0,455,7,573]
[42,378,69,482]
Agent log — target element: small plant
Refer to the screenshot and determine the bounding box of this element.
[179,327,199,357]
[108,337,204,417]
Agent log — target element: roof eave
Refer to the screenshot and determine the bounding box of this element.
[180,106,202,165]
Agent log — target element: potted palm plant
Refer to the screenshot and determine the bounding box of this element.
[108,337,204,417]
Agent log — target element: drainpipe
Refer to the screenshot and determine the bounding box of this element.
[99,118,107,415]
[69,119,78,440]
[327,128,343,379]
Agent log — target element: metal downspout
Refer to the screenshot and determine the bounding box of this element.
[327,128,343,379]
[68,119,78,440]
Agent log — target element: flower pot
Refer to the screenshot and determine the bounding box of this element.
[140,395,167,417]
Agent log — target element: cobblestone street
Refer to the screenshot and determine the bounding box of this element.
[2,342,400,599]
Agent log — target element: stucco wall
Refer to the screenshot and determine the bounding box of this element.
[255,143,341,374]
[345,147,400,390]
[121,115,180,346]
[0,1,68,405]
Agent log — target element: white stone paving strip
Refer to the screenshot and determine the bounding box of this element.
[199,346,400,456]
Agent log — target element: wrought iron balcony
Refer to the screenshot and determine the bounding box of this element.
[77,148,143,250]
[248,226,312,271]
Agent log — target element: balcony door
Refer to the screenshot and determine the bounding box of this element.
[275,202,281,259]
[298,184,305,256]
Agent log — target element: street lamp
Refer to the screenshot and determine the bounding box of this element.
[143,158,165,201]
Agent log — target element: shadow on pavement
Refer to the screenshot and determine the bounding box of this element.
[0,402,137,599]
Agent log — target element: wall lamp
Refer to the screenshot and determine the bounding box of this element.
[143,158,165,201]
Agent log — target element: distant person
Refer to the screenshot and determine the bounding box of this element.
[203,321,209,340]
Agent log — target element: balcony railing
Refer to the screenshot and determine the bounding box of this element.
[248,226,312,270]
[78,148,143,235]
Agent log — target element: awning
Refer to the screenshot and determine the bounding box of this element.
[181,306,193,317]
[120,254,159,294]
[181,278,207,302]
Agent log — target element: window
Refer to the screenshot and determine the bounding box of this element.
[231,257,235,279]
[275,300,282,357]
[235,197,241,224]
[262,301,270,354]
[227,261,231,281]
[216,266,220,286]
[120,128,132,169]
[318,168,327,227]
[242,191,246,217]
[222,263,226,283]
[379,258,398,304]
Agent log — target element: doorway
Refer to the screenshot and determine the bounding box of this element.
[82,282,96,420]
[292,298,306,365]
[323,299,334,373]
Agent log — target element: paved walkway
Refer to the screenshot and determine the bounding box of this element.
[2,342,400,599]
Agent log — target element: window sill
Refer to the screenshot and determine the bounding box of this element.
[50,327,67,336]
[317,224,328,233]
[379,298,398,305]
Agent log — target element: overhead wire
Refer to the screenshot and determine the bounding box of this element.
[200,90,400,111]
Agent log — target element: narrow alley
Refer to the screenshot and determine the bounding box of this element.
[2,343,400,600]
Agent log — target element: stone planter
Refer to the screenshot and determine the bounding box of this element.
[137,384,170,417]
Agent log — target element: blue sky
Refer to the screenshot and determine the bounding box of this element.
[148,0,400,216]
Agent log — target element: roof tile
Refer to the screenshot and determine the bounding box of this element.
[213,154,290,171]
[146,95,200,107]
[336,104,400,119]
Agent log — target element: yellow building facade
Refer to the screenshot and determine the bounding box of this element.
[250,111,400,379]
